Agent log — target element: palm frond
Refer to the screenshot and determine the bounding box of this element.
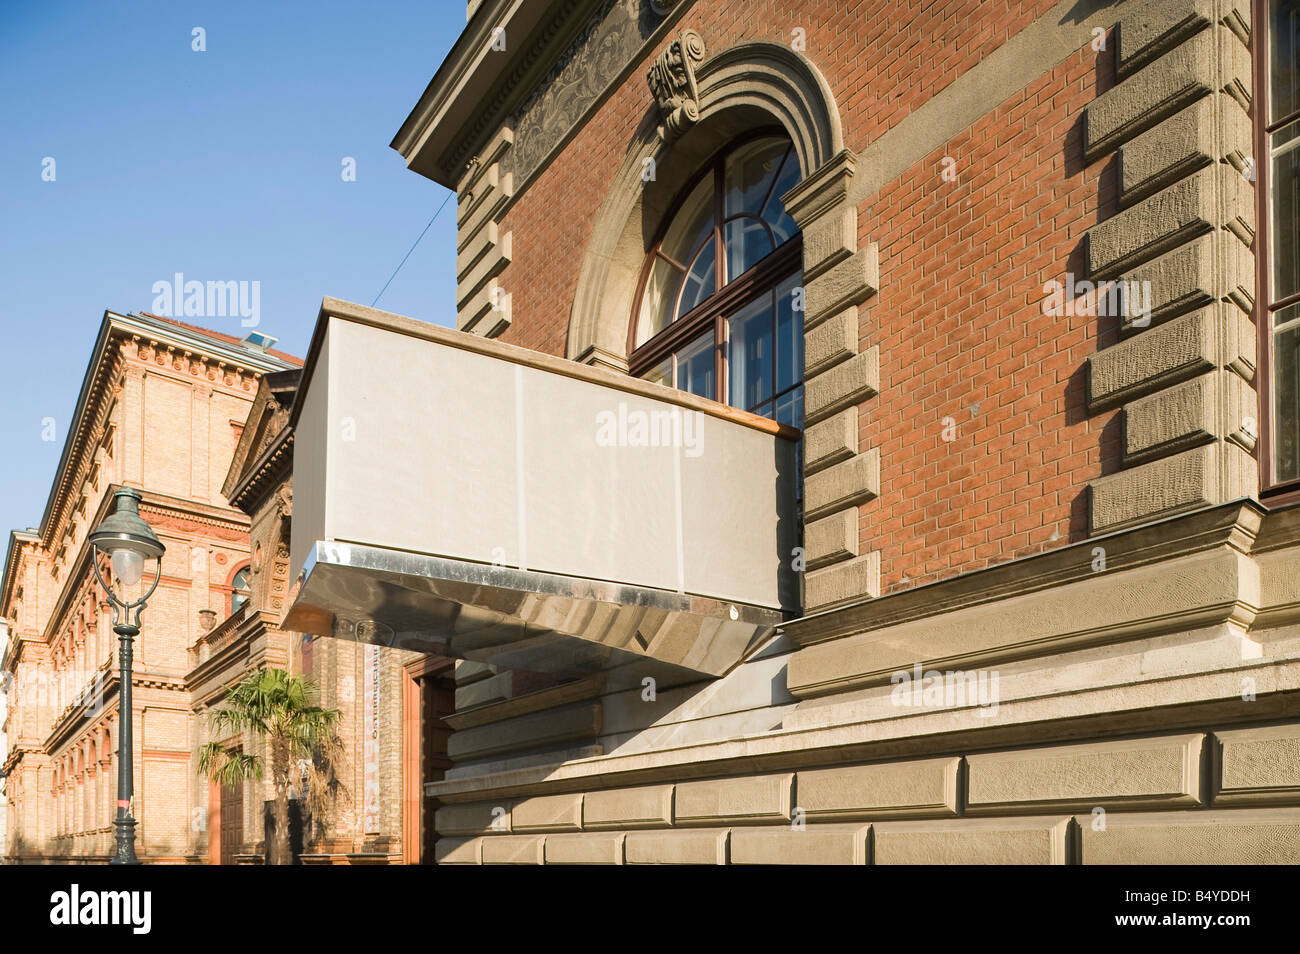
[198,741,263,787]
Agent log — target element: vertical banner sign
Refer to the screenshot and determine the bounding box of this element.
[363,644,381,834]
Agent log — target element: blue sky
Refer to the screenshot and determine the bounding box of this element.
[0,0,462,538]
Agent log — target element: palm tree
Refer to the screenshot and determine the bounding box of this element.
[199,667,345,865]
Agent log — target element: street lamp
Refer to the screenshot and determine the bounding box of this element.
[89,487,165,865]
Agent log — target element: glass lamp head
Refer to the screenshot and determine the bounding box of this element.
[89,488,165,589]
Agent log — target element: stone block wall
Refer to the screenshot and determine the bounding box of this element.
[434,724,1300,864]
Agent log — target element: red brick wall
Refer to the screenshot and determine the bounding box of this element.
[500,0,1063,355]
[498,0,1120,593]
[859,43,1122,593]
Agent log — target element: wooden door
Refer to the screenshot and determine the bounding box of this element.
[219,781,243,865]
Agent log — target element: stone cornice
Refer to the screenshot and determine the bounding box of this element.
[44,667,116,755]
[784,500,1266,650]
[2,630,49,675]
[186,637,253,704]
[0,530,40,622]
[186,616,290,709]
[2,745,43,777]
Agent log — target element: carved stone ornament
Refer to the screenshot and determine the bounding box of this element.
[647,29,706,143]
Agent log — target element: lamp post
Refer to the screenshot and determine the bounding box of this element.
[89,487,165,865]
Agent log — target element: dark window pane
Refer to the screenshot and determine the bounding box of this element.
[231,567,251,614]
[1273,1,1300,123]
[760,149,801,246]
[774,386,803,430]
[636,255,680,346]
[1275,305,1300,482]
[725,138,787,219]
[1272,124,1300,303]
[725,139,800,258]
[676,332,715,401]
[775,274,802,394]
[643,356,671,389]
[729,294,774,410]
[677,241,717,318]
[660,175,715,267]
[724,216,774,280]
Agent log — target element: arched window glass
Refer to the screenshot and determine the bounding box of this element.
[630,133,804,427]
[230,567,251,615]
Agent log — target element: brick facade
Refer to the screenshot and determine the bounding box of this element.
[380,0,1300,864]
[1,312,295,863]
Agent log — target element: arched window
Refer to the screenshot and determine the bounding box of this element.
[630,133,804,427]
[230,566,251,615]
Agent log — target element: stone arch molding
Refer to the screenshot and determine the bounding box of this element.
[567,39,847,369]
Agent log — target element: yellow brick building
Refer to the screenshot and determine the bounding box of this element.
[0,311,296,863]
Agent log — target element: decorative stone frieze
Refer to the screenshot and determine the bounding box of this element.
[505,0,677,187]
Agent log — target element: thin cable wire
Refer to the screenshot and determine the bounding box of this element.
[371,190,454,307]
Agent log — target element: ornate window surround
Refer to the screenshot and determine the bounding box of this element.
[567,39,849,372]
[569,37,884,610]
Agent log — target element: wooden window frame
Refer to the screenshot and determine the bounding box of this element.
[627,129,804,415]
[1255,0,1300,504]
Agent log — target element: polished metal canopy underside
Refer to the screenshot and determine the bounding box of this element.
[284,540,785,679]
